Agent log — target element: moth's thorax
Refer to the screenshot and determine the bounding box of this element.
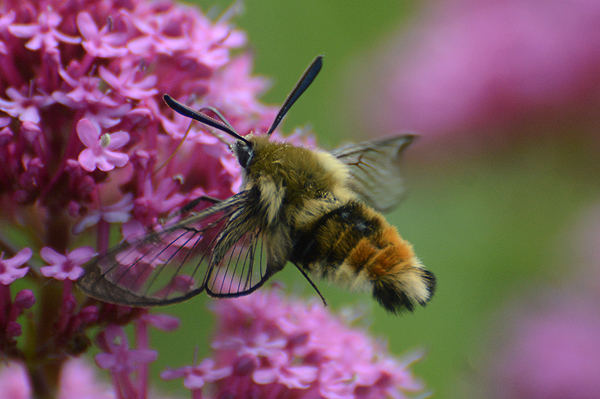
[242,135,355,225]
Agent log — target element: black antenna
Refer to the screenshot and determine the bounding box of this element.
[266,55,323,137]
[163,94,250,145]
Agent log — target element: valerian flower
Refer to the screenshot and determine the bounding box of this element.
[163,288,427,399]
[355,0,600,160]
[478,290,600,399]
[0,0,299,396]
[40,247,96,281]
[76,118,130,172]
[0,0,431,398]
[0,359,114,399]
[0,249,32,285]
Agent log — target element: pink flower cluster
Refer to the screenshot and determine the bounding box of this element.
[0,0,429,398]
[163,289,425,399]
[357,0,600,159]
[0,0,277,254]
[0,0,301,396]
[0,310,181,399]
[481,290,600,399]
[0,358,114,399]
[0,288,428,398]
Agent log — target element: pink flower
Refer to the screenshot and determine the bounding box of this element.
[77,12,128,58]
[56,64,115,106]
[204,54,276,135]
[40,246,96,281]
[73,193,134,234]
[139,313,181,332]
[0,11,16,54]
[0,0,317,397]
[58,358,113,399]
[84,103,132,130]
[124,8,189,56]
[0,87,54,124]
[482,291,600,399]
[133,175,186,226]
[161,359,232,390]
[8,8,80,53]
[0,359,114,399]
[0,362,31,399]
[356,0,600,159]
[95,325,157,374]
[99,64,159,100]
[0,248,32,285]
[76,118,130,172]
[165,289,426,398]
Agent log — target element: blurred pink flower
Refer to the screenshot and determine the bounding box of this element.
[0,362,32,399]
[164,288,426,399]
[58,358,114,399]
[0,359,117,399]
[8,8,80,53]
[95,325,158,374]
[0,249,32,285]
[40,246,96,281]
[161,359,232,390]
[479,290,600,399]
[356,0,600,159]
[76,12,128,58]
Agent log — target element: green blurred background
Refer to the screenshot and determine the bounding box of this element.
[143,1,600,398]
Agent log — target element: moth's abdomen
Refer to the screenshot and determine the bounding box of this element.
[352,224,435,314]
[291,202,436,314]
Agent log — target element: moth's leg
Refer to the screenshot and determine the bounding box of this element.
[159,196,223,226]
[179,195,222,214]
[291,262,327,307]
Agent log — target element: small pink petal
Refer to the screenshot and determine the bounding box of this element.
[40,247,66,265]
[76,12,98,39]
[78,148,98,172]
[76,119,99,147]
[105,132,130,149]
[68,247,96,264]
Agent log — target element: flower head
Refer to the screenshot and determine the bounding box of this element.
[8,8,80,53]
[0,359,114,399]
[481,290,600,399]
[0,0,306,397]
[165,288,426,399]
[356,0,600,160]
[95,325,157,374]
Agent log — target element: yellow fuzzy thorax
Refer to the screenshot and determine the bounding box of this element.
[244,135,354,226]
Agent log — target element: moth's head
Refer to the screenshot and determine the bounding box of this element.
[233,138,255,169]
[163,55,323,171]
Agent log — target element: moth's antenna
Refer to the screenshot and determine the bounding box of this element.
[163,94,250,145]
[266,55,323,137]
[198,106,237,133]
[292,263,327,307]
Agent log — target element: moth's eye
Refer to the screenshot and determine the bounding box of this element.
[235,142,254,169]
[339,209,352,220]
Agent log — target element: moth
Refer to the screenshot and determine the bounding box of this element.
[77,56,436,314]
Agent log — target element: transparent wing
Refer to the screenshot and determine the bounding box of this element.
[205,224,269,297]
[77,191,274,306]
[331,135,416,212]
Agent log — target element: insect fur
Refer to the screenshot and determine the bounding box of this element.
[77,55,436,314]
